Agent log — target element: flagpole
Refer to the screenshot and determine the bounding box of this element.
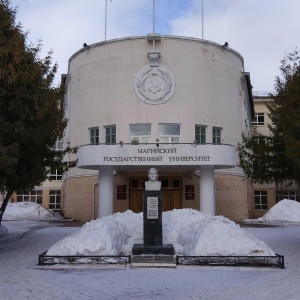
[153,0,155,34]
[105,0,107,41]
[152,0,156,50]
[202,0,204,39]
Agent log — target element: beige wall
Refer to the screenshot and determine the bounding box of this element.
[215,174,251,222]
[63,172,250,222]
[252,96,277,218]
[63,175,97,221]
[252,96,273,136]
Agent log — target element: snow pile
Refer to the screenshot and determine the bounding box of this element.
[47,209,275,257]
[263,199,300,223]
[243,199,300,224]
[48,210,141,256]
[1,202,55,220]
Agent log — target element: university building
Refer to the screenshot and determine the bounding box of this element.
[251,92,299,218]
[11,35,292,222]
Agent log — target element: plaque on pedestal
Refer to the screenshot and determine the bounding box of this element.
[143,190,162,247]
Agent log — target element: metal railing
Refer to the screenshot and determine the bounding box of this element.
[176,254,284,268]
[38,252,284,268]
[38,251,130,266]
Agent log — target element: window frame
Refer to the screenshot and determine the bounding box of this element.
[49,168,63,181]
[105,125,116,145]
[89,127,99,144]
[254,190,268,210]
[17,190,42,204]
[49,190,61,210]
[195,125,206,144]
[212,127,222,144]
[158,124,181,143]
[53,139,63,151]
[276,190,299,203]
[129,124,151,144]
[252,112,265,126]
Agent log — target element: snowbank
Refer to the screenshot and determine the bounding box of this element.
[263,199,300,223]
[1,202,55,220]
[243,199,300,224]
[47,209,275,257]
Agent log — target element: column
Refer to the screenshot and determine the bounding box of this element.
[98,166,114,218]
[199,165,215,215]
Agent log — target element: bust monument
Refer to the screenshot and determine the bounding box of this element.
[145,168,161,191]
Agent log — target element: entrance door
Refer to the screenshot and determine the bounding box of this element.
[129,177,146,213]
[161,190,182,211]
[161,177,182,211]
[129,176,182,213]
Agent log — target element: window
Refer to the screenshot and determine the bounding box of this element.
[17,190,42,204]
[89,127,99,144]
[105,125,116,144]
[276,190,299,203]
[159,124,180,143]
[53,139,63,151]
[212,127,222,144]
[195,125,206,144]
[49,168,63,181]
[160,177,181,189]
[17,192,29,202]
[49,190,61,210]
[130,124,151,144]
[252,112,265,126]
[254,190,268,210]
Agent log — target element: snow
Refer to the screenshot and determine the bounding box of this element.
[263,199,300,222]
[243,199,300,224]
[1,200,300,299]
[46,209,275,257]
[1,202,59,220]
[3,199,300,258]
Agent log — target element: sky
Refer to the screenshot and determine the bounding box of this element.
[8,0,300,92]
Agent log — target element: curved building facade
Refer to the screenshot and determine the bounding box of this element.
[62,35,254,222]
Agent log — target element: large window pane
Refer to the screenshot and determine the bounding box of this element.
[159,124,180,143]
[130,124,151,144]
[159,124,180,135]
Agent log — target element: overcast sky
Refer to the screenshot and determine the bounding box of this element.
[10,0,300,91]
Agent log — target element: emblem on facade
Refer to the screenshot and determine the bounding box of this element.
[134,64,175,105]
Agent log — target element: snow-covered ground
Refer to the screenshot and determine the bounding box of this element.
[0,199,300,299]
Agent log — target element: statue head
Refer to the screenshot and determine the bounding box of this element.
[148,168,158,182]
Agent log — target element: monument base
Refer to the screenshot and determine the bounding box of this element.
[132,244,175,256]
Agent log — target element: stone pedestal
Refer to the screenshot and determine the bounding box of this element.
[132,190,175,256]
[132,244,175,255]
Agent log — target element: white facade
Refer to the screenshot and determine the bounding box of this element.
[62,35,254,221]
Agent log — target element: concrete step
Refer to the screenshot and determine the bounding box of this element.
[131,255,177,268]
